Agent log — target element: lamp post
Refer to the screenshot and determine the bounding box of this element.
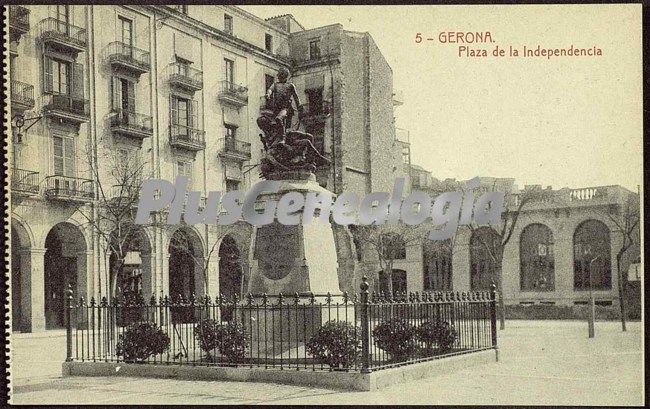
[583,245,597,338]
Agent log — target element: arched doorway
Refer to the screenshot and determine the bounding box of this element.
[11,220,31,331]
[44,223,86,329]
[469,227,501,291]
[168,227,204,302]
[218,235,243,300]
[520,224,555,291]
[422,238,453,291]
[573,220,611,290]
[109,227,152,302]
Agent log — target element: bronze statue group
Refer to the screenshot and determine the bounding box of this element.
[257,67,330,178]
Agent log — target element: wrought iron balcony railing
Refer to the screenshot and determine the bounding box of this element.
[38,18,87,53]
[218,137,251,160]
[11,80,35,110]
[110,109,153,138]
[217,80,248,106]
[9,5,30,36]
[43,93,90,122]
[107,41,151,75]
[44,175,94,202]
[170,124,206,151]
[11,168,39,196]
[42,93,90,122]
[169,62,203,92]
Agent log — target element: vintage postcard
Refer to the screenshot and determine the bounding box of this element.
[4,2,644,405]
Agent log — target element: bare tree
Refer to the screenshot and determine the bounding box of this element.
[78,147,149,301]
[167,224,241,298]
[351,223,423,296]
[597,193,640,331]
[468,183,556,330]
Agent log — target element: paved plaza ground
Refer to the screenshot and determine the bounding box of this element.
[8,320,644,405]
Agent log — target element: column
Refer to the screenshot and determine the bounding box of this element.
[19,247,46,332]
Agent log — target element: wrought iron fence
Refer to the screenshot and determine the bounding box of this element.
[65,278,497,372]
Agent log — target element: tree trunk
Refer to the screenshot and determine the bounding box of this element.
[616,252,627,332]
[385,266,393,297]
[110,259,124,300]
[496,267,506,330]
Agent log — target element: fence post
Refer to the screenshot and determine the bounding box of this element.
[65,284,74,362]
[360,276,371,373]
[490,283,499,361]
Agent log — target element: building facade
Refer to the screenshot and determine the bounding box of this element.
[7,5,407,332]
[363,168,641,308]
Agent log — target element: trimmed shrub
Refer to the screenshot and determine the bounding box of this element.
[416,320,458,353]
[116,322,170,363]
[305,321,361,369]
[195,319,248,362]
[372,318,417,362]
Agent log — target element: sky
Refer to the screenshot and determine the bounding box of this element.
[240,5,643,192]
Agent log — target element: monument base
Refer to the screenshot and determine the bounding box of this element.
[247,175,341,295]
[240,303,357,357]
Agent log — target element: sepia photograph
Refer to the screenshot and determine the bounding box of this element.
[4,2,644,405]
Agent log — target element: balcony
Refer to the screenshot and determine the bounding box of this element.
[169,63,203,93]
[218,137,251,161]
[169,124,206,151]
[11,168,40,197]
[42,93,90,124]
[110,109,153,140]
[44,175,94,203]
[11,80,35,111]
[38,18,86,55]
[9,5,30,43]
[107,41,151,76]
[217,80,248,108]
[298,100,331,126]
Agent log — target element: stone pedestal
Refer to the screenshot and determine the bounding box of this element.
[243,174,344,357]
[241,301,357,358]
[247,175,341,295]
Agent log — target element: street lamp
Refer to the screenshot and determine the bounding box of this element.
[583,245,598,338]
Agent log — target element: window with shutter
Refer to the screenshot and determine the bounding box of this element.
[53,135,75,177]
[126,80,135,112]
[178,99,188,128]
[44,56,54,94]
[71,62,84,99]
[190,100,198,129]
[49,59,70,95]
[224,59,234,85]
[53,136,64,175]
[111,76,122,111]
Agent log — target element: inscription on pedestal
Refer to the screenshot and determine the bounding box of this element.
[253,222,302,280]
